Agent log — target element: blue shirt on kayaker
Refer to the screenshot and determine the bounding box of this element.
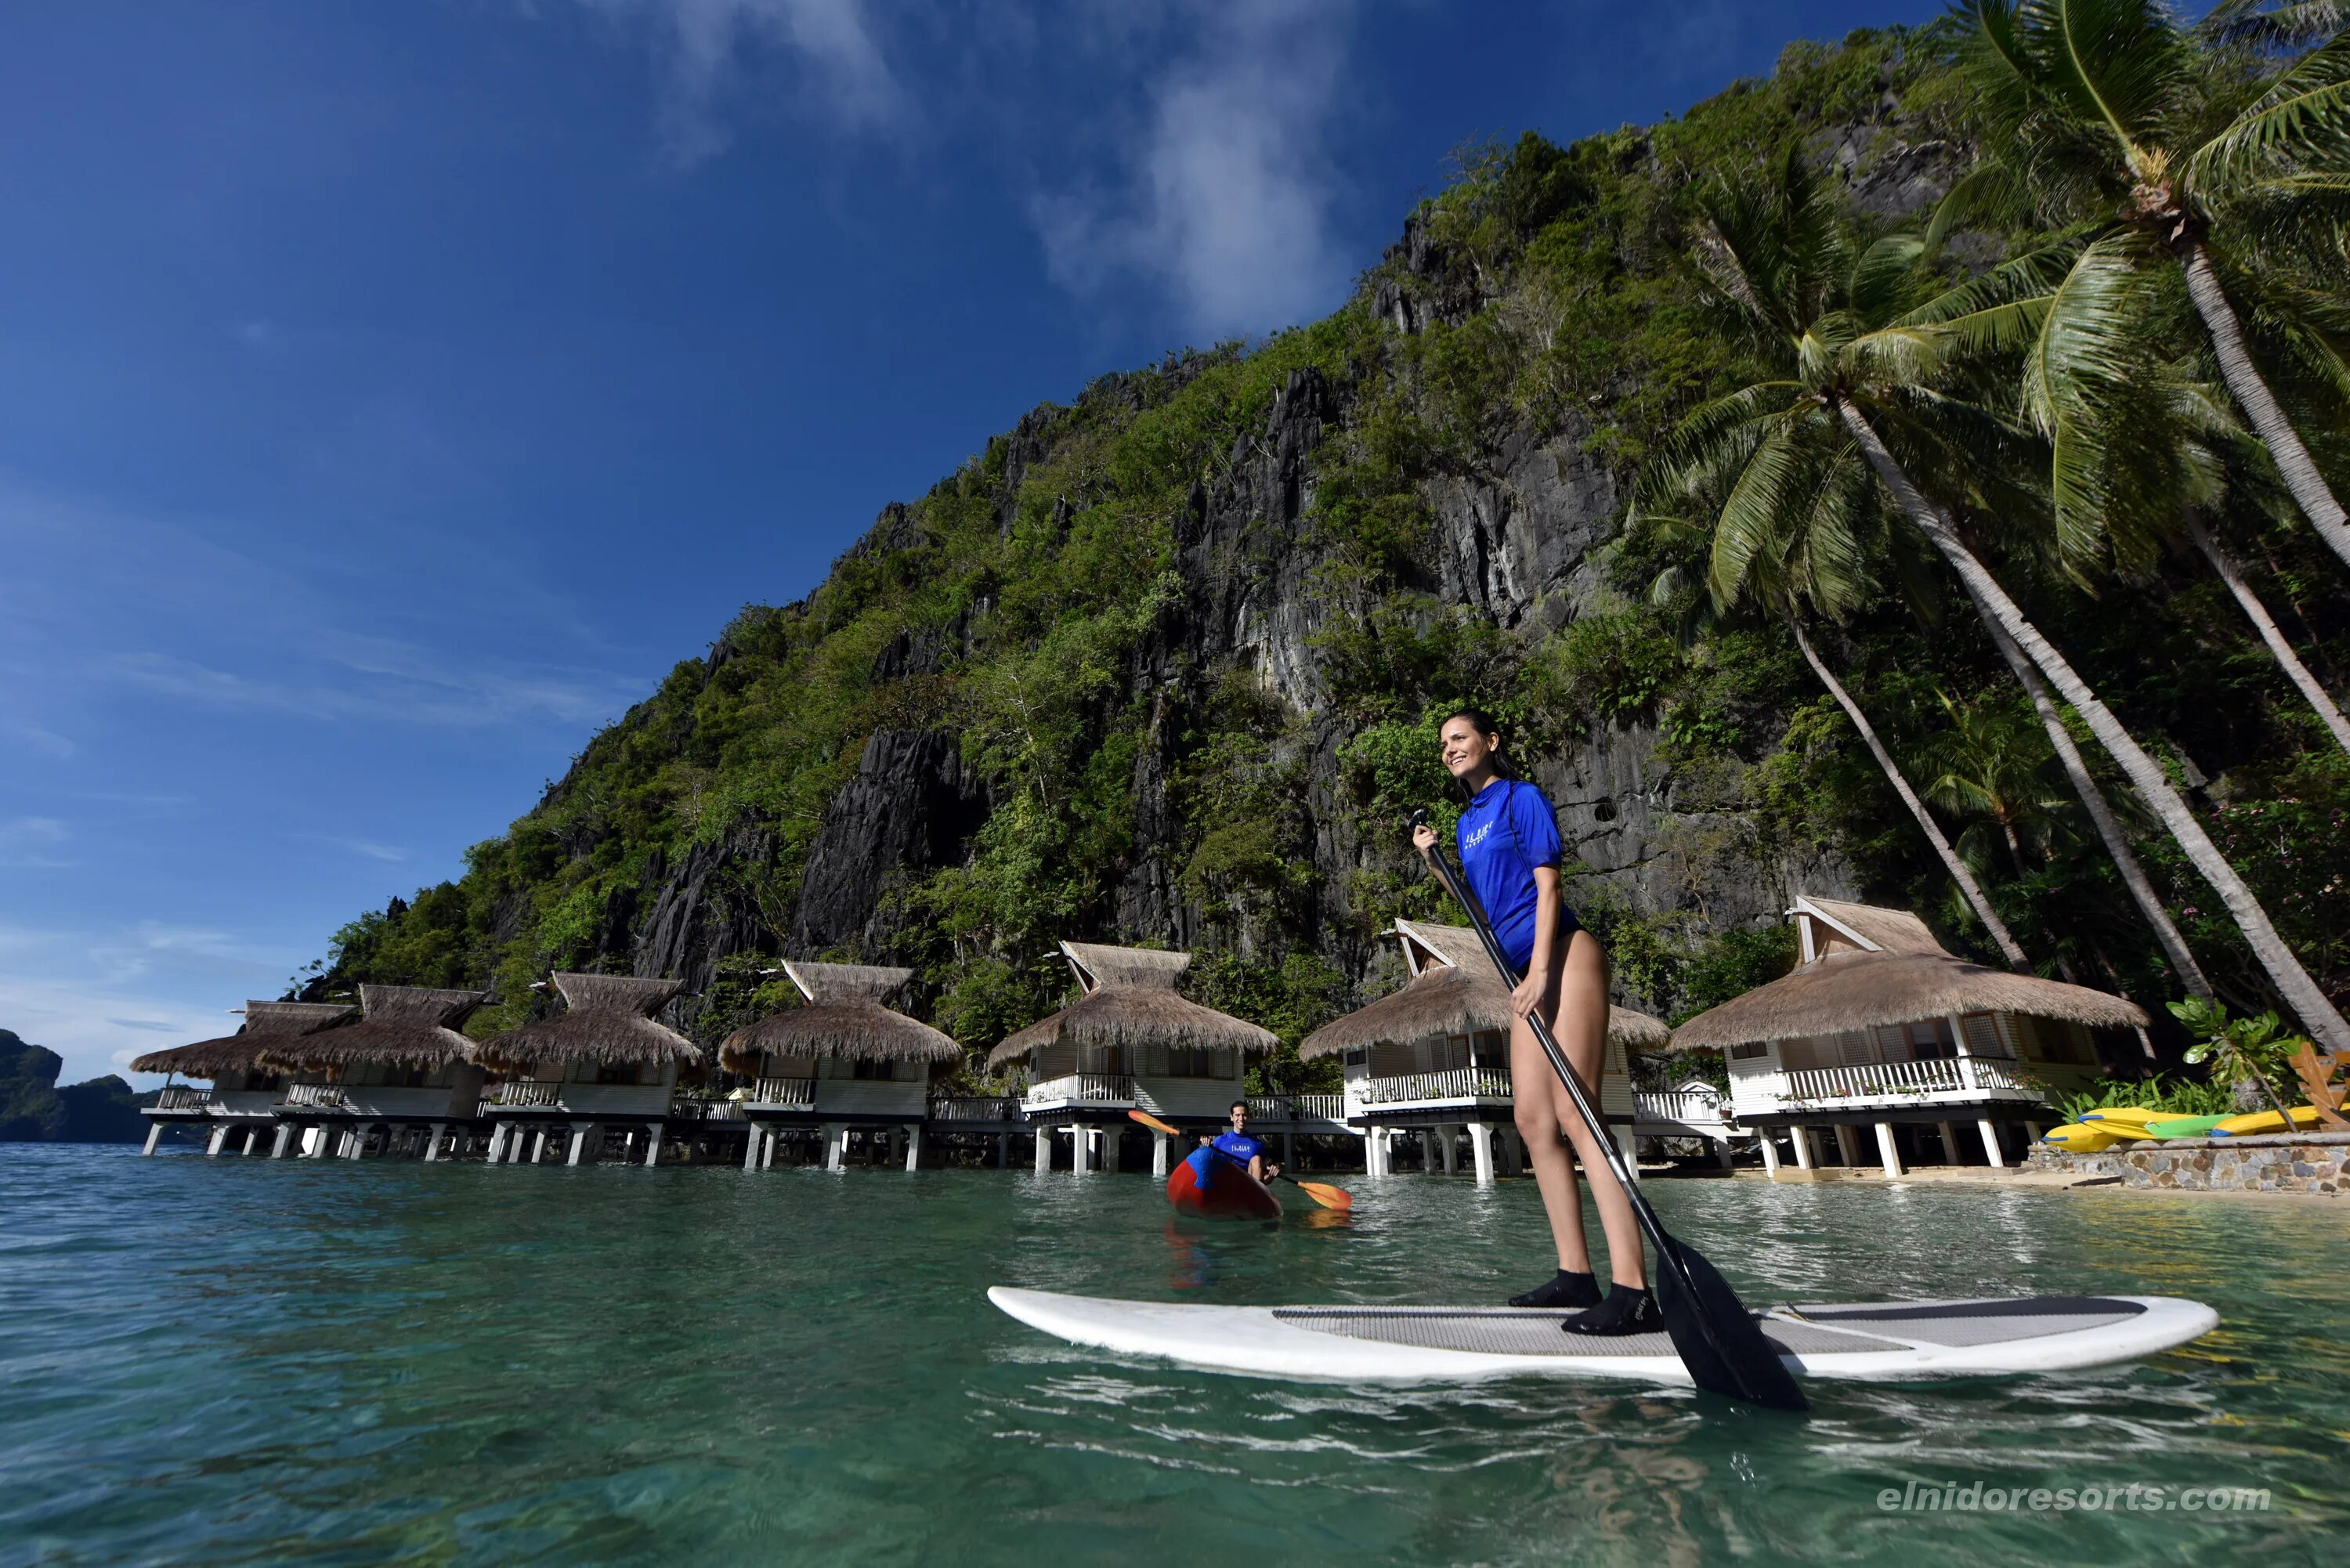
[1189,1101,1279,1186]
[1455,776,1575,970]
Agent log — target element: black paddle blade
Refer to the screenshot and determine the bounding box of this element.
[1652,1237,1809,1412]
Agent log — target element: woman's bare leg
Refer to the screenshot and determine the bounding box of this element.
[1548,930,1645,1287]
[1509,942,1590,1273]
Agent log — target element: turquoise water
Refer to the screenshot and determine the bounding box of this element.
[4,1146,2345,1566]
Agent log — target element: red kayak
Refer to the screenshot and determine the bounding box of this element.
[1166,1149,1282,1219]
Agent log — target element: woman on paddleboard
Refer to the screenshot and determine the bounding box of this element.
[1411,708,1657,1336]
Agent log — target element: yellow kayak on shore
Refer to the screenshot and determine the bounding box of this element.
[2041,1123,2129,1152]
[2081,1107,2166,1127]
[2211,1105,2323,1137]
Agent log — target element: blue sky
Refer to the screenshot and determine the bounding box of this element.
[0,0,1941,1089]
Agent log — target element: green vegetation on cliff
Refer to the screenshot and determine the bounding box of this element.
[309,17,2348,1086]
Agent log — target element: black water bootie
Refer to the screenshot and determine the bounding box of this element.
[1508,1270,1601,1310]
[1560,1284,1663,1337]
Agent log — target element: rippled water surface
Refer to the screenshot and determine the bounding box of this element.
[5,1144,2347,1566]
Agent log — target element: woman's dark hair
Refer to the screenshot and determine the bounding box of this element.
[1438,706,1513,780]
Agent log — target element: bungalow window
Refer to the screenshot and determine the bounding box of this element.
[385,1065,430,1089]
[1728,1042,1768,1060]
[595,1062,644,1086]
[1164,1047,1228,1078]
[1900,1021,1957,1060]
[1341,1049,1368,1068]
[851,1058,899,1081]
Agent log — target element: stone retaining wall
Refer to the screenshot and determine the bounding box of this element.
[2028,1131,2348,1194]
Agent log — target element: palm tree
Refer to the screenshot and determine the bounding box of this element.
[1638,453,2037,969]
[1915,689,2070,875]
[1979,619,2219,1000]
[1793,622,2036,970]
[1948,0,2350,569]
[1653,154,2350,1052]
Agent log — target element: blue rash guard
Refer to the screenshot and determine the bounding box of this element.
[1187,1129,1267,1187]
[1455,778,1577,972]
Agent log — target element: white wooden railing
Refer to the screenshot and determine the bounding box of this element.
[487,1080,561,1108]
[1635,1089,1732,1128]
[1360,1068,1513,1105]
[1245,1094,1347,1124]
[929,1096,1021,1123]
[1025,1074,1137,1106]
[671,1097,743,1122]
[1777,1057,2032,1104]
[280,1082,350,1110]
[752,1077,815,1107]
[153,1086,212,1111]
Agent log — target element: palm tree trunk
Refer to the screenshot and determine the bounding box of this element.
[1837,395,2350,1053]
[1788,616,2033,971]
[1981,618,2217,1003]
[2177,240,2350,573]
[2187,513,2350,757]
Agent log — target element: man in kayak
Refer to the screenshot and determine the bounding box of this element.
[1190,1099,1281,1188]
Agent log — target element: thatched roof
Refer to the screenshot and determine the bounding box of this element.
[1061,942,1190,990]
[1668,949,2150,1049]
[479,973,703,1071]
[1299,921,1668,1058]
[1797,896,1948,958]
[987,941,1276,1068]
[722,1003,959,1069]
[720,959,957,1068]
[262,985,487,1071]
[131,1000,357,1077]
[782,961,911,1005]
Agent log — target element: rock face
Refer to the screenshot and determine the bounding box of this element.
[601,155,1894,1006]
[791,729,989,954]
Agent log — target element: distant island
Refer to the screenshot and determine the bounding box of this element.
[0,1030,152,1143]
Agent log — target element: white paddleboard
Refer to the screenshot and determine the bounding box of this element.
[988,1286,2217,1386]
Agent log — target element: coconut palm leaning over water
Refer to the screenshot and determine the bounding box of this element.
[1640,150,2350,1052]
[1940,0,2350,570]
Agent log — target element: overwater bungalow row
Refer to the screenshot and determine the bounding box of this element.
[1671,897,2149,1177]
[1300,919,1681,1184]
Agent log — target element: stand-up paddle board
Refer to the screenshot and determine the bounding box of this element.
[988,1287,2217,1386]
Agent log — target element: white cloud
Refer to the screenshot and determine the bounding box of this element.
[306,833,410,863]
[0,720,74,760]
[0,815,70,868]
[1031,0,1356,338]
[576,0,903,164]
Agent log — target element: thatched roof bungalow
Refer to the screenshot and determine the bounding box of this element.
[468,974,703,1167]
[722,963,960,1168]
[1294,919,1646,1181]
[991,941,1276,1148]
[1671,896,2149,1176]
[252,985,490,1147]
[132,1000,357,1151]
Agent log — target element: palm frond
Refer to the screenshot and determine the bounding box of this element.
[2190,30,2350,197]
[1636,383,1806,508]
[1926,160,2031,251]
[2200,0,2350,50]
[1706,420,1819,609]
[2029,0,2194,174]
